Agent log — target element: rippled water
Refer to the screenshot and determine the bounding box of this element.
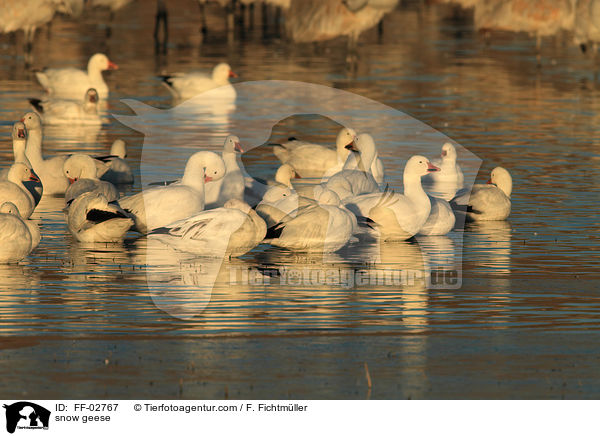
[0,1,599,398]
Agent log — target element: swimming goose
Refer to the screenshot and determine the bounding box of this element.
[35,53,118,99]
[205,135,244,209]
[150,199,266,257]
[344,156,440,241]
[95,139,134,184]
[63,154,119,205]
[0,202,38,263]
[264,187,354,253]
[67,191,133,242]
[451,167,512,222]
[29,88,101,125]
[160,63,237,101]
[119,151,225,233]
[0,122,32,179]
[418,196,455,236]
[0,163,39,219]
[326,133,380,201]
[425,142,464,190]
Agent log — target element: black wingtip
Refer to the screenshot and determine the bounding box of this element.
[148,226,170,235]
[86,208,128,223]
[287,136,298,141]
[265,224,284,239]
[28,98,44,114]
[94,154,119,163]
[158,75,174,86]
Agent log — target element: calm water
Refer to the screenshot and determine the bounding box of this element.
[0,1,599,399]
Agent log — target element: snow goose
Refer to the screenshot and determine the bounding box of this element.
[149,199,267,257]
[265,186,354,253]
[160,63,237,101]
[325,133,379,201]
[35,53,118,99]
[0,163,39,219]
[119,151,225,233]
[0,202,38,263]
[256,185,302,228]
[22,112,70,196]
[418,197,455,236]
[272,127,357,178]
[344,156,440,241]
[67,191,133,242]
[0,122,31,179]
[244,164,299,206]
[94,139,134,184]
[425,142,464,190]
[28,88,101,125]
[205,135,244,208]
[63,154,119,205]
[451,167,512,222]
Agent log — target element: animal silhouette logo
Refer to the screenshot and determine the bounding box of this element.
[3,402,50,434]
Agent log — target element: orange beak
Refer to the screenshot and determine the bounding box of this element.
[17,128,26,139]
[486,180,493,184]
[441,150,447,157]
[427,162,440,172]
[68,177,77,184]
[229,70,238,78]
[29,173,40,182]
[108,61,119,70]
[234,142,244,153]
[204,175,213,183]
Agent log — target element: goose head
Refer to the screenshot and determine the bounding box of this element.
[346,133,377,172]
[223,135,243,154]
[63,154,99,183]
[8,163,38,185]
[182,151,226,188]
[488,166,512,197]
[336,127,357,155]
[404,155,439,179]
[12,122,27,141]
[442,142,456,162]
[110,139,127,159]
[275,164,299,187]
[315,187,341,206]
[21,112,42,131]
[89,53,118,72]
[261,185,296,204]
[213,63,237,84]
[0,201,21,217]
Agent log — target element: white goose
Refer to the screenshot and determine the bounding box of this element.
[0,163,39,219]
[119,151,225,233]
[452,167,512,222]
[272,127,357,179]
[244,164,299,206]
[332,132,385,183]
[150,199,266,257]
[63,154,119,205]
[0,202,39,263]
[29,88,101,125]
[265,187,354,253]
[95,139,134,184]
[344,156,440,241]
[425,142,464,195]
[204,135,244,209]
[256,185,303,228]
[67,191,133,242]
[0,122,31,179]
[326,133,380,201]
[418,197,456,236]
[160,63,237,101]
[35,53,118,99]
[22,112,70,196]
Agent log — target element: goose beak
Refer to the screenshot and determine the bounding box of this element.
[486,180,493,184]
[68,177,77,184]
[294,173,301,179]
[108,61,119,70]
[204,175,213,183]
[229,70,238,78]
[29,173,40,182]
[427,162,440,172]
[20,118,25,123]
[234,142,244,153]
[17,128,26,138]
[441,150,447,157]
[345,141,358,152]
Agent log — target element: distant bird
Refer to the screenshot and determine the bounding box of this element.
[29,88,101,125]
[285,0,398,51]
[159,63,237,101]
[451,166,512,221]
[95,139,134,185]
[35,53,118,99]
[67,191,132,242]
[574,0,600,54]
[0,202,40,263]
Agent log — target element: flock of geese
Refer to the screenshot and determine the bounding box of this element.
[0,54,513,264]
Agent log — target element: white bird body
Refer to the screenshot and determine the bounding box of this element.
[344,156,440,241]
[160,63,237,101]
[89,0,133,12]
[67,192,133,242]
[244,164,299,206]
[204,136,244,208]
[150,199,266,257]
[0,163,39,219]
[95,139,134,184]
[119,151,225,233]
[22,112,70,196]
[418,196,455,236]
[426,142,464,186]
[0,122,32,179]
[63,154,119,205]
[35,53,118,99]
[0,202,36,263]
[29,88,101,125]
[452,167,512,222]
